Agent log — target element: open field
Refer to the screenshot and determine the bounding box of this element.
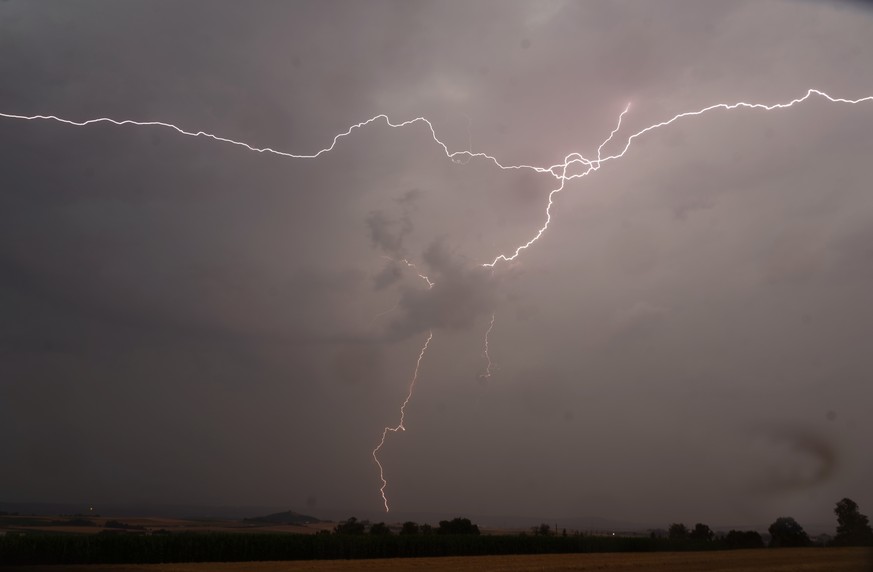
[9,547,872,572]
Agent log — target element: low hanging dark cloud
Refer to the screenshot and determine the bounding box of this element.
[748,425,839,493]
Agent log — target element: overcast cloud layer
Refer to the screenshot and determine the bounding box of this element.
[1,0,872,527]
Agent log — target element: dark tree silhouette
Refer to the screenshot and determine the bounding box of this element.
[668,523,689,540]
[334,517,366,535]
[400,521,420,535]
[768,517,811,547]
[689,523,714,541]
[833,497,873,546]
[369,522,391,535]
[437,517,480,535]
[532,523,552,536]
[724,529,765,549]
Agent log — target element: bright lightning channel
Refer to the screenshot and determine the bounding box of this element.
[9,89,867,271]
[383,255,435,289]
[482,89,873,266]
[479,313,496,380]
[371,331,433,512]
[3,87,872,512]
[481,103,631,267]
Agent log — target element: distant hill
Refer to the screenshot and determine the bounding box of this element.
[244,510,321,525]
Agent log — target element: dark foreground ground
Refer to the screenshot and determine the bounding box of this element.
[8,547,872,572]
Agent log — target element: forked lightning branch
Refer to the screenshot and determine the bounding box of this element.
[2,87,871,511]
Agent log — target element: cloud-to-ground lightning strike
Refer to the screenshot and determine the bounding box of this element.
[3,87,872,511]
[372,331,433,512]
[479,313,496,380]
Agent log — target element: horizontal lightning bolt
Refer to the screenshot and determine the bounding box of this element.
[7,89,867,270]
[0,109,540,173]
[3,87,871,513]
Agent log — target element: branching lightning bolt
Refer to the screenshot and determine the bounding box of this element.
[3,89,869,175]
[481,104,631,267]
[3,87,872,512]
[482,89,873,266]
[371,331,433,512]
[5,91,870,270]
[392,256,435,289]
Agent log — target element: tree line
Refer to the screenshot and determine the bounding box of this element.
[665,497,872,548]
[332,497,872,549]
[332,516,480,536]
[1,498,869,565]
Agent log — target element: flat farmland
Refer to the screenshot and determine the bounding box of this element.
[0,514,335,536]
[13,547,872,572]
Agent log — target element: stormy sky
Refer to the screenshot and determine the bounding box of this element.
[1,0,872,527]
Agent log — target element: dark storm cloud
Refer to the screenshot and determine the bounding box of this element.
[1,0,872,528]
[367,189,424,290]
[748,425,839,493]
[372,261,403,291]
[387,241,497,338]
[367,210,411,256]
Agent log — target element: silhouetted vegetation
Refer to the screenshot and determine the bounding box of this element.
[767,517,811,547]
[832,497,873,546]
[688,523,714,541]
[3,500,866,565]
[668,523,688,539]
[0,531,725,565]
[724,530,765,549]
[400,521,419,535]
[437,517,480,535]
[369,522,391,535]
[333,517,366,535]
